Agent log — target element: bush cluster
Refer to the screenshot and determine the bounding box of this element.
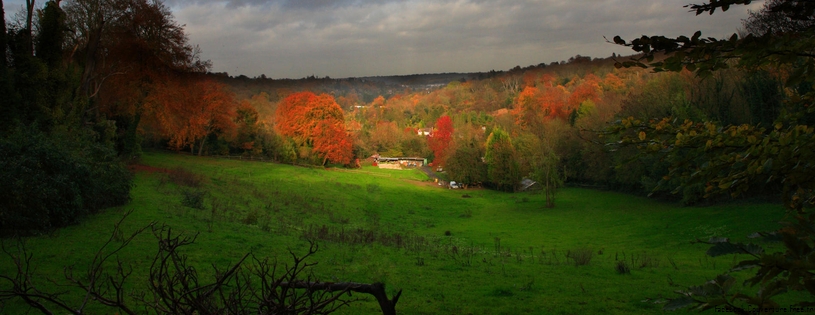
[0,126,131,235]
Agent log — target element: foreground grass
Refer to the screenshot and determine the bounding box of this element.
[0,151,795,314]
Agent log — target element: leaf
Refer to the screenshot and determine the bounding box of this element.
[664,296,695,311]
[742,243,764,256]
[763,158,773,172]
[706,242,763,257]
[692,31,702,42]
[638,131,646,141]
[686,63,696,72]
[730,259,760,272]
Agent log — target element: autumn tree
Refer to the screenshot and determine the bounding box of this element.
[370,121,405,155]
[427,115,454,166]
[148,76,237,155]
[601,73,627,93]
[313,120,354,166]
[275,91,354,166]
[514,86,543,129]
[567,78,602,116]
[65,0,210,156]
[514,83,571,131]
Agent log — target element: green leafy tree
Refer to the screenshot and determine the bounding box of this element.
[610,0,815,311]
[531,149,562,208]
[445,139,487,188]
[485,127,520,192]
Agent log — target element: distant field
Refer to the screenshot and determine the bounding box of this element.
[0,151,796,314]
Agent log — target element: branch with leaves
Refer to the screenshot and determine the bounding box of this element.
[608,0,815,312]
[609,1,815,85]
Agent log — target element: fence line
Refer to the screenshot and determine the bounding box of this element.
[211,155,273,162]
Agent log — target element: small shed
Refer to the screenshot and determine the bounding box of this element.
[519,178,540,191]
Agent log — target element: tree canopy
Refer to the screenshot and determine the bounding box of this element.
[610,0,815,311]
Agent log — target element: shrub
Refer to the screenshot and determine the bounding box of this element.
[167,167,205,187]
[615,260,631,274]
[0,126,131,234]
[568,248,594,266]
[181,189,207,210]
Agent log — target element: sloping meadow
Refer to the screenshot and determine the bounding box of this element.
[0,151,798,314]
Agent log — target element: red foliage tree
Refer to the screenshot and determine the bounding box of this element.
[275,91,353,165]
[313,120,354,166]
[148,76,237,155]
[276,92,343,139]
[567,79,602,112]
[428,115,454,166]
[539,85,569,120]
[514,84,570,128]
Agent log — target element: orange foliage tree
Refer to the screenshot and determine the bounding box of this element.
[67,0,211,156]
[514,84,570,128]
[601,73,627,93]
[514,86,542,129]
[275,91,353,165]
[313,120,354,165]
[148,77,236,155]
[567,79,602,112]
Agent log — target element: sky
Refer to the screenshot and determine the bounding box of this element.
[4,0,763,79]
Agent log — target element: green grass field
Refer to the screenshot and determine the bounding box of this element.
[0,151,796,314]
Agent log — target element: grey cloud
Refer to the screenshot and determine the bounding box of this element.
[164,0,406,9]
[170,0,761,78]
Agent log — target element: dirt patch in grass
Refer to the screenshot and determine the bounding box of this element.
[405,179,444,189]
[128,164,170,174]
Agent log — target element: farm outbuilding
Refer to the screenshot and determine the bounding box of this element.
[375,156,427,169]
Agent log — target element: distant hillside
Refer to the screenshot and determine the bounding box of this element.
[210,53,634,104]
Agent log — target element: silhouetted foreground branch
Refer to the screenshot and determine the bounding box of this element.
[0,211,400,314]
[281,281,402,315]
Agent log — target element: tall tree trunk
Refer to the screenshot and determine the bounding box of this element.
[80,23,104,101]
[23,0,34,56]
[123,113,141,156]
[1,0,7,68]
[197,137,206,156]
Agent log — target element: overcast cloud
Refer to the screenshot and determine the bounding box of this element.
[4,0,763,79]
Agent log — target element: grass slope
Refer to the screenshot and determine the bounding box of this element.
[0,151,794,314]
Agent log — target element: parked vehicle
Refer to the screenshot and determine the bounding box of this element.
[449,181,460,189]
